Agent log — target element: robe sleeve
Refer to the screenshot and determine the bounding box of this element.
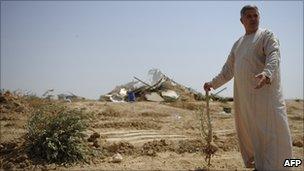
[262,30,280,82]
[210,46,235,90]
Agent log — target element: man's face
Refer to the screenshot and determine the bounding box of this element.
[240,9,260,33]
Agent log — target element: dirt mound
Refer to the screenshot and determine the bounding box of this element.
[0,91,33,140]
[214,137,239,152]
[140,111,171,117]
[104,141,135,155]
[292,136,304,147]
[141,139,175,156]
[0,91,29,116]
[141,138,213,155]
[0,139,32,170]
[88,132,101,142]
[176,139,205,153]
[1,96,302,170]
[93,121,161,130]
[168,101,203,110]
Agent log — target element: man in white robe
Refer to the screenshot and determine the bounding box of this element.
[203,5,293,170]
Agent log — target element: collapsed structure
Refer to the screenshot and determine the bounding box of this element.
[100,69,208,103]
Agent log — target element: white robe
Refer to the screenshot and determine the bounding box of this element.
[211,28,293,170]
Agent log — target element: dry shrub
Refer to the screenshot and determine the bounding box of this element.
[27,104,89,164]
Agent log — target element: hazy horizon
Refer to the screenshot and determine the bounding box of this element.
[1,1,303,100]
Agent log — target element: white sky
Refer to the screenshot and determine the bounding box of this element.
[1,1,303,99]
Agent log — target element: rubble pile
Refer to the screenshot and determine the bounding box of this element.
[99,69,203,103]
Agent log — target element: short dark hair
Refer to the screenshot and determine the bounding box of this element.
[240,5,259,18]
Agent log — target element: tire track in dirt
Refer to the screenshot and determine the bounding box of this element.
[86,129,189,145]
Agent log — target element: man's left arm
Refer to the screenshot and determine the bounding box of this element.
[262,30,280,82]
[255,30,280,89]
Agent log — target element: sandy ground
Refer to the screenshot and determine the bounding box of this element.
[1,99,303,170]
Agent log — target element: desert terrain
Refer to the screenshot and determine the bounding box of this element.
[0,92,303,170]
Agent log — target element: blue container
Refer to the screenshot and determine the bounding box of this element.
[127,92,136,102]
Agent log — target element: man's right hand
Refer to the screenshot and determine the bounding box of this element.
[203,82,213,92]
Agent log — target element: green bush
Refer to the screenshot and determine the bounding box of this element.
[27,104,88,164]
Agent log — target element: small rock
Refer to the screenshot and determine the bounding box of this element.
[147,149,156,156]
[88,132,101,142]
[160,139,167,146]
[93,140,100,148]
[46,163,57,170]
[293,140,303,147]
[112,153,123,163]
[223,107,231,113]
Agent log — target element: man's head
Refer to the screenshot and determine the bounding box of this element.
[240,5,260,34]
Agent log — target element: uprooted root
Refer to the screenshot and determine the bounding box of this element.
[202,141,218,164]
[198,91,218,166]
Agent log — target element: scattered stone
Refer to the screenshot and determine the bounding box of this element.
[106,141,135,155]
[147,149,156,156]
[88,132,100,142]
[293,140,303,147]
[111,153,123,163]
[46,163,57,170]
[93,140,100,148]
[223,107,231,113]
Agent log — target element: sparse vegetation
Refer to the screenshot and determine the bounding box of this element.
[1,90,302,170]
[26,104,89,164]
